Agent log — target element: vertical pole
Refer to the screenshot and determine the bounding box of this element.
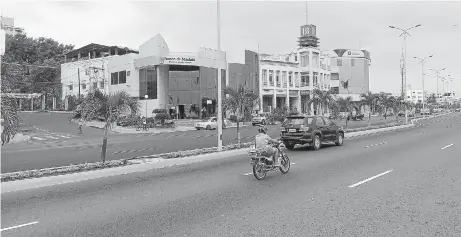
[78,68,81,99]
[422,60,425,118]
[216,0,223,150]
[305,1,308,25]
[403,33,408,124]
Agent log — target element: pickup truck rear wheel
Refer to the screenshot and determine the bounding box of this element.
[313,135,321,150]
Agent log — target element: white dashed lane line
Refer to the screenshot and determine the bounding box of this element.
[348,170,393,188]
[441,144,454,150]
[364,141,387,148]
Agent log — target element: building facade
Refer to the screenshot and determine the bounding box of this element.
[61,34,257,118]
[330,49,371,99]
[406,89,425,104]
[258,24,331,114]
[0,16,24,36]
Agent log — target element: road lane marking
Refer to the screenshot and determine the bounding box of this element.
[244,172,252,176]
[32,137,46,141]
[365,141,387,148]
[1,221,39,232]
[441,144,454,150]
[348,170,393,188]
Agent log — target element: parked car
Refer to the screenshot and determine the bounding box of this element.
[280,115,345,150]
[347,113,364,121]
[195,117,229,130]
[252,113,268,125]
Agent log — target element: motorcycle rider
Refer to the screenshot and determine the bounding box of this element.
[255,125,281,166]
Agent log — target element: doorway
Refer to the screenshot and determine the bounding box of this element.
[178,105,185,119]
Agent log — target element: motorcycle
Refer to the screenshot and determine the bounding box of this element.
[248,141,291,180]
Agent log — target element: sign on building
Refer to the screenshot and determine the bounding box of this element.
[160,56,196,65]
[300,24,317,38]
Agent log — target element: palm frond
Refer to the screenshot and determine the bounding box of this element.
[1,97,20,146]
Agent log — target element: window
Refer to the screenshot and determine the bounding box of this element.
[282,72,287,87]
[262,70,267,85]
[100,81,105,88]
[285,56,290,62]
[301,53,309,67]
[68,85,73,91]
[269,71,273,86]
[316,117,325,125]
[139,68,158,100]
[127,71,130,76]
[93,82,98,88]
[351,59,355,66]
[289,73,292,86]
[111,72,119,85]
[323,117,333,125]
[276,71,280,86]
[295,55,298,61]
[119,71,127,84]
[81,82,86,90]
[337,59,342,66]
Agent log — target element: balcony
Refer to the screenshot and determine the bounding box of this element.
[300,82,309,87]
[262,81,268,86]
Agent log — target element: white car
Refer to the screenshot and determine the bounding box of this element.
[195,117,229,130]
[251,114,268,125]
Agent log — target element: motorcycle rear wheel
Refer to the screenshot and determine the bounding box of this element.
[253,163,267,180]
[279,154,290,174]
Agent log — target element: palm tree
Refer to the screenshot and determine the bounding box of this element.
[337,96,353,129]
[307,89,325,115]
[376,93,394,125]
[319,90,334,116]
[360,92,375,127]
[223,85,259,147]
[1,97,20,146]
[72,89,140,162]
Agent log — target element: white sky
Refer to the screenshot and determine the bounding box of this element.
[2,0,461,96]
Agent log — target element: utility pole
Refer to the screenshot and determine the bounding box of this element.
[389,24,421,124]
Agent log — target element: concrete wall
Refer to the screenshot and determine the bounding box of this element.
[108,53,138,97]
[60,57,110,100]
[334,57,370,94]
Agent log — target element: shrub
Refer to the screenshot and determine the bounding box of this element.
[155,113,170,124]
[153,109,168,114]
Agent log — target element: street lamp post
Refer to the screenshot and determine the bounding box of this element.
[144,94,149,118]
[414,55,433,118]
[429,68,446,96]
[389,24,421,124]
[216,0,223,150]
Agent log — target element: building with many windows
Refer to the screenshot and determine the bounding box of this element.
[406,89,425,104]
[258,24,331,114]
[61,34,258,118]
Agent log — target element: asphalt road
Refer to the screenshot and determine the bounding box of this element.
[2,113,460,236]
[2,114,397,173]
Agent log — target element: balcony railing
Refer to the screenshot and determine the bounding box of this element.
[283,82,287,88]
[262,81,268,86]
[269,81,274,86]
[276,82,281,87]
[300,82,309,87]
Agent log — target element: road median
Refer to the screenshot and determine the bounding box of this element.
[1,112,452,184]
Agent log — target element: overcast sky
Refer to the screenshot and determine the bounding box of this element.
[2,0,461,96]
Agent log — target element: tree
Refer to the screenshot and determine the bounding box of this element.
[223,85,259,147]
[1,34,74,97]
[307,89,332,115]
[72,89,140,162]
[337,96,353,129]
[360,91,377,127]
[1,96,20,146]
[376,93,394,125]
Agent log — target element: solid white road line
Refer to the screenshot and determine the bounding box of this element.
[441,144,454,150]
[1,221,39,232]
[348,170,393,188]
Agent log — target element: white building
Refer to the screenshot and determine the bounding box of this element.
[258,24,331,114]
[61,34,227,118]
[406,89,425,104]
[0,16,24,36]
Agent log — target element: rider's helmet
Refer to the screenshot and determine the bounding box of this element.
[257,125,267,134]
